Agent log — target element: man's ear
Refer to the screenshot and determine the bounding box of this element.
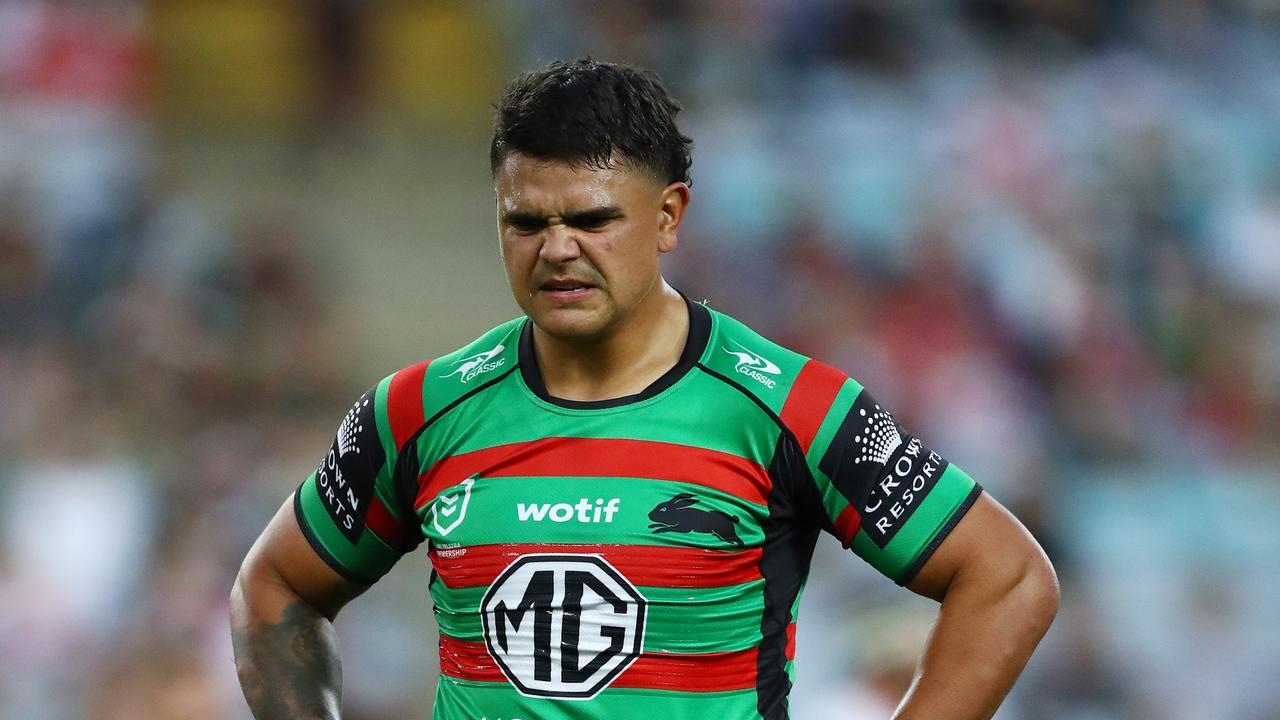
[656,182,690,253]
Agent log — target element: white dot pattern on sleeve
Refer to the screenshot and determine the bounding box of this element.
[853,404,902,465]
[337,396,369,457]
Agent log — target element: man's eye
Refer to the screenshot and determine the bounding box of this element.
[509,221,543,234]
[575,217,613,231]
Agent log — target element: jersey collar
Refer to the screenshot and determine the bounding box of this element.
[517,291,712,410]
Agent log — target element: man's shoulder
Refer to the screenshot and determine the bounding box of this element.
[699,303,855,425]
[367,317,524,443]
[412,316,524,410]
[430,316,524,383]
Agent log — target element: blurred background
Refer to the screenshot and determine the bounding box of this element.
[1,0,1278,718]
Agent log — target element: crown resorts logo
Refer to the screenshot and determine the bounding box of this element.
[827,392,946,549]
[336,397,367,458]
[851,403,902,465]
[443,343,506,384]
[315,393,371,543]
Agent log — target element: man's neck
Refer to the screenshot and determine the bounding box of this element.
[532,283,689,403]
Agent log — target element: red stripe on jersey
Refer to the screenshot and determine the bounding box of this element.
[439,635,505,684]
[430,543,763,589]
[365,497,406,550]
[780,360,847,454]
[387,360,430,449]
[785,621,797,660]
[616,647,757,692]
[415,438,772,510]
[833,504,862,547]
[438,635,758,692]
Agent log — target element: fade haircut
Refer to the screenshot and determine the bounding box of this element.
[490,58,693,185]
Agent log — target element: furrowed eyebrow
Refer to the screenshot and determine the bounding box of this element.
[563,207,624,226]
[500,207,624,227]
[501,211,548,227]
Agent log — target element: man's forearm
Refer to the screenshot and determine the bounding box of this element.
[231,579,344,720]
[893,555,1058,719]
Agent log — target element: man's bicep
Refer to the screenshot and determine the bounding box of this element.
[242,494,370,619]
[794,381,982,584]
[905,491,1047,602]
[290,381,423,587]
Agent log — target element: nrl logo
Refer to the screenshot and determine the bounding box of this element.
[430,475,476,536]
[442,344,506,384]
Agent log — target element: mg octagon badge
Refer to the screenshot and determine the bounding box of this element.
[480,554,647,699]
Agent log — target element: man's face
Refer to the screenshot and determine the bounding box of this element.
[495,153,685,341]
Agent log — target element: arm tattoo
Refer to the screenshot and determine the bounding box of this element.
[232,599,343,720]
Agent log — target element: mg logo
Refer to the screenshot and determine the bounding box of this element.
[480,555,646,699]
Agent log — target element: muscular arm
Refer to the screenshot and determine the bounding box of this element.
[892,492,1059,720]
[230,495,368,720]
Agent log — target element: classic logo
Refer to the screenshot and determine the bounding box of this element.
[481,554,646,699]
[430,475,476,537]
[443,343,506,384]
[647,493,743,547]
[722,341,780,388]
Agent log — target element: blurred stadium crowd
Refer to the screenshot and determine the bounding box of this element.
[1,1,1278,719]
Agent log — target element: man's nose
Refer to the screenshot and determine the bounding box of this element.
[539,223,582,263]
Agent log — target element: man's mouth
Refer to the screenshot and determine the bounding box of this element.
[541,277,595,292]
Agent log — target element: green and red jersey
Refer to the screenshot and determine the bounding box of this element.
[295,296,981,719]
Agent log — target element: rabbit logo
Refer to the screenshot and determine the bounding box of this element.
[647,493,744,547]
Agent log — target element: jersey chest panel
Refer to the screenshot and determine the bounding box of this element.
[414,373,785,701]
[414,373,780,552]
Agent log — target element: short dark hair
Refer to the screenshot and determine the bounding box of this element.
[490,58,693,185]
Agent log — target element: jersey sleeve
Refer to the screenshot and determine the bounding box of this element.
[294,366,428,584]
[781,360,983,585]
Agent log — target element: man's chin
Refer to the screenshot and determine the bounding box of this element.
[529,306,614,343]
